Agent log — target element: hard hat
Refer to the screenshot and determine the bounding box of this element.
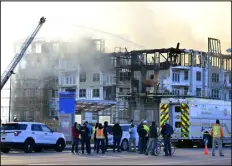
[143,120,147,124]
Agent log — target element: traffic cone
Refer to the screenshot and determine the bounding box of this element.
[204,144,208,155]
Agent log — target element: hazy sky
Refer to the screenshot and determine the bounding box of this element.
[1,1,231,74]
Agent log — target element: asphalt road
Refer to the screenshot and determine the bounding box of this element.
[1,147,231,165]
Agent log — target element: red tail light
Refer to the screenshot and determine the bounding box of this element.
[14,131,21,136]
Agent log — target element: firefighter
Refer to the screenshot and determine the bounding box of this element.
[95,123,106,154]
[211,119,224,156]
[161,121,174,156]
[71,122,80,154]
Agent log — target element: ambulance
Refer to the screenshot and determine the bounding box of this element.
[159,98,231,147]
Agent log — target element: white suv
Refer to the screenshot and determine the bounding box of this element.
[107,124,139,151]
[1,122,66,153]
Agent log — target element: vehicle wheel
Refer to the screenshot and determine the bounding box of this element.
[153,143,161,156]
[1,148,10,153]
[34,148,43,152]
[23,139,35,153]
[55,139,65,152]
[121,139,129,151]
[171,143,176,155]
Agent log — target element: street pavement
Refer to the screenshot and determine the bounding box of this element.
[1,147,231,165]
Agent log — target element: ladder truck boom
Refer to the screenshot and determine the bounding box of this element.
[1,17,46,90]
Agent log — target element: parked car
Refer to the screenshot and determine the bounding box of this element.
[1,122,66,153]
[107,124,139,151]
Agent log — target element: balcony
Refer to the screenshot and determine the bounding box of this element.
[171,81,190,86]
[56,60,78,71]
[101,75,116,86]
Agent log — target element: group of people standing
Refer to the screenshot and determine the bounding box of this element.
[71,121,123,155]
[72,119,225,157]
[129,120,174,156]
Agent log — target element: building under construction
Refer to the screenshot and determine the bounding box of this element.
[109,38,231,125]
[8,37,231,127]
[9,38,60,129]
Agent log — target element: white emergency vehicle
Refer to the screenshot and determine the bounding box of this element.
[159,98,231,147]
[1,122,66,153]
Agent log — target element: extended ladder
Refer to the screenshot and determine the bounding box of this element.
[1,17,46,90]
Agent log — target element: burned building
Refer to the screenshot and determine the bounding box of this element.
[109,38,231,125]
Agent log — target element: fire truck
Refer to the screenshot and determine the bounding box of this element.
[159,98,231,147]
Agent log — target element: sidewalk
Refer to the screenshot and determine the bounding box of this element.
[65,144,95,151]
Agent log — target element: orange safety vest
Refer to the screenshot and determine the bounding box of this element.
[96,128,105,139]
[211,124,224,138]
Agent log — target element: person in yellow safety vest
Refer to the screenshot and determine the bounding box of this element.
[95,123,106,154]
[143,120,149,152]
[210,119,224,157]
[92,122,99,151]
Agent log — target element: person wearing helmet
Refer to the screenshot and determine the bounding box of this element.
[13,117,18,122]
[161,120,174,156]
[143,120,149,151]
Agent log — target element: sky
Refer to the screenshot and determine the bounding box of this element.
[1,2,231,120]
[1,2,231,73]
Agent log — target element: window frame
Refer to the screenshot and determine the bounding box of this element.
[196,88,201,97]
[93,89,100,98]
[41,124,52,132]
[93,73,100,82]
[79,89,86,98]
[80,73,86,82]
[172,72,180,82]
[184,71,188,80]
[196,71,201,81]
[2,124,28,130]
[212,73,219,83]
[175,122,181,128]
[212,89,219,99]
[175,106,181,113]
[31,124,43,132]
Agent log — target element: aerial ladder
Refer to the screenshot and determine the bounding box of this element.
[1,17,46,90]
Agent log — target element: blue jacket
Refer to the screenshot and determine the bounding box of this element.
[129,127,137,139]
[87,124,92,137]
[161,124,173,137]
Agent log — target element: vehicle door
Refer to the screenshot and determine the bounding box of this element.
[107,126,113,145]
[41,124,56,145]
[31,124,44,144]
[121,126,130,144]
[171,105,182,139]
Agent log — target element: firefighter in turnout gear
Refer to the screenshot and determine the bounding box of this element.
[210,119,224,157]
[95,123,106,154]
